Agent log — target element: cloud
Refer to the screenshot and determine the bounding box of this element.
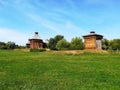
[14,0,24,4]
[0,0,14,6]
[0,0,24,5]
[0,28,28,45]
[26,13,87,41]
[65,21,87,36]
[0,0,6,6]
[66,21,82,31]
[26,13,62,33]
[100,25,120,40]
[1,0,119,43]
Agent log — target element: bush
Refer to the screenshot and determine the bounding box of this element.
[30,48,46,52]
[69,37,84,50]
[110,39,120,50]
[48,35,64,50]
[56,39,70,50]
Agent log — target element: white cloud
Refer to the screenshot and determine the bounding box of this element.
[26,13,88,39]
[26,13,62,33]
[97,24,120,40]
[65,21,87,34]
[0,0,6,5]
[0,28,28,45]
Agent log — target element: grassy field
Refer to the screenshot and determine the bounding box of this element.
[0,50,120,90]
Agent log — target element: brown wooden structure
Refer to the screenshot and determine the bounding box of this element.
[26,32,43,49]
[83,31,103,50]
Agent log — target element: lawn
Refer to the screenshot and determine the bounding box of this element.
[0,50,120,90]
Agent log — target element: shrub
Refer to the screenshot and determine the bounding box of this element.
[48,35,64,50]
[39,48,46,52]
[56,39,70,50]
[69,37,84,50]
[30,48,46,52]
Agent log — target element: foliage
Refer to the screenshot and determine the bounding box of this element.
[48,35,64,50]
[101,38,120,50]
[0,41,17,49]
[47,34,120,51]
[56,39,70,50]
[102,38,109,50]
[30,48,46,52]
[54,35,64,42]
[69,37,84,50]
[48,36,84,50]
[42,42,47,48]
[0,50,120,90]
[6,41,16,49]
[48,38,57,50]
[110,39,120,50]
[0,41,6,49]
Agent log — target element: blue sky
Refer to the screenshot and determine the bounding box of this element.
[0,0,120,45]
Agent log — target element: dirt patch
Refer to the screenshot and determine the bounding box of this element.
[52,50,109,55]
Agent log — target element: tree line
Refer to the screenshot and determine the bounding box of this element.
[0,41,24,49]
[102,38,120,50]
[48,35,84,50]
[0,35,120,50]
[48,35,120,50]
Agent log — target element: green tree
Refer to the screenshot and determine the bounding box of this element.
[48,35,64,50]
[110,39,120,50]
[0,41,6,49]
[48,38,56,50]
[54,35,64,42]
[0,41,25,49]
[70,37,83,50]
[102,38,109,50]
[6,41,16,49]
[56,39,70,50]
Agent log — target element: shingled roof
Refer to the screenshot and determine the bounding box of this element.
[83,31,103,38]
[32,32,40,39]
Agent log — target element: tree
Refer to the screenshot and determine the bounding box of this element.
[48,35,64,50]
[6,41,16,49]
[48,38,56,50]
[54,35,64,42]
[56,39,70,50]
[0,41,19,49]
[102,38,109,50]
[0,41,6,49]
[110,39,120,50]
[70,37,83,50]
[43,42,47,48]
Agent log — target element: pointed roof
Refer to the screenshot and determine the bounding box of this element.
[32,32,40,39]
[83,31,103,38]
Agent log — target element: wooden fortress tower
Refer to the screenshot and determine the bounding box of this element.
[26,32,43,49]
[83,31,103,50]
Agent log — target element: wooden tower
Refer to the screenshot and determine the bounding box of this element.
[83,31,103,50]
[29,32,43,49]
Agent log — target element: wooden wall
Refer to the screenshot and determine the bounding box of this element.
[30,39,43,49]
[84,36,97,49]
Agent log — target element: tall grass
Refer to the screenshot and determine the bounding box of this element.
[0,50,120,90]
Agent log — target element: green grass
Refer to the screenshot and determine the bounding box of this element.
[0,50,120,90]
